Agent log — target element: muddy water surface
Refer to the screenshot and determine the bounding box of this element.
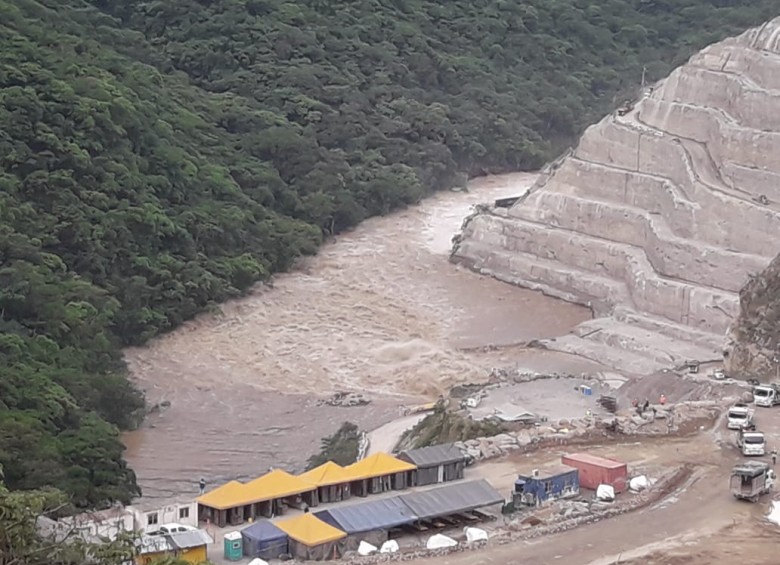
[123,172,591,503]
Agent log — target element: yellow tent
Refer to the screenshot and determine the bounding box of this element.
[196,470,315,510]
[196,480,246,510]
[242,469,314,502]
[342,452,416,481]
[275,513,346,545]
[298,461,350,487]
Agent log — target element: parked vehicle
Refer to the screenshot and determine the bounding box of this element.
[736,428,766,456]
[726,403,754,430]
[753,384,780,407]
[730,461,775,502]
[148,523,197,536]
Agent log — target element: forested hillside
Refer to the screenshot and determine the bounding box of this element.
[1,0,777,509]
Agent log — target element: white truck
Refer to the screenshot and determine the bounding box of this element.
[730,461,776,502]
[736,428,766,456]
[753,384,780,407]
[726,403,754,430]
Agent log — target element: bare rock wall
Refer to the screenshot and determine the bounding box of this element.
[453,18,780,375]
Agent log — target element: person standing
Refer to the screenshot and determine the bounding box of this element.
[771,449,777,466]
[199,477,206,495]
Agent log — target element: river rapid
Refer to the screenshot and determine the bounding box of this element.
[123,172,592,504]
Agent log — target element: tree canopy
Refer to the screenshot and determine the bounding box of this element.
[1,0,777,509]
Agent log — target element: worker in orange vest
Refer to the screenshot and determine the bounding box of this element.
[659,394,667,405]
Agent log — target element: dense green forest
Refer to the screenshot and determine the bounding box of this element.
[1,0,778,510]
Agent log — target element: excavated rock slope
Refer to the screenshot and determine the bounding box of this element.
[452,19,780,376]
[727,253,780,378]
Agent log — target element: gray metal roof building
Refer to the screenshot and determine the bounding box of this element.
[398,443,465,467]
[398,479,504,519]
[314,496,417,533]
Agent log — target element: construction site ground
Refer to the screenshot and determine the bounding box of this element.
[411,404,780,565]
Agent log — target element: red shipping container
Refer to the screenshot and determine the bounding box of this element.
[561,452,627,493]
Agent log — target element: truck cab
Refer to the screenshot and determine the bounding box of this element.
[727,403,754,430]
[737,429,766,456]
[753,384,780,407]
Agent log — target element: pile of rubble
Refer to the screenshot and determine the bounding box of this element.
[317,392,371,408]
[454,400,721,463]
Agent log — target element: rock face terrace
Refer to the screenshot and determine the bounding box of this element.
[452,19,780,375]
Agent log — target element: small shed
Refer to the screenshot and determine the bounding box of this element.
[298,461,352,503]
[514,466,579,507]
[275,513,347,561]
[562,452,627,493]
[398,443,466,486]
[135,530,213,565]
[241,520,289,560]
[315,495,417,546]
[342,453,416,497]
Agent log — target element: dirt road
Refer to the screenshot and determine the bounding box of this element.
[123,173,592,503]
[418,406,780,565]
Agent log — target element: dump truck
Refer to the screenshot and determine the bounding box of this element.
[736,428,766,456]
[726,403,754,430]
[730,461,775,502]
[753,384,780,407]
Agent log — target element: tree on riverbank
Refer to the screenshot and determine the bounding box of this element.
[2,0,778,507]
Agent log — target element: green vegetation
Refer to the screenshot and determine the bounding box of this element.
[397,404,507,450]
[306,422,361,469]
[1,0,778,509]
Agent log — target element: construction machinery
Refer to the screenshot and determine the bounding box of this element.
[726,403,755,430]
[736,427,766,456]
[730,461,775,502]
[753,383,780,407]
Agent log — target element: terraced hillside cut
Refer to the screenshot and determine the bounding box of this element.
[452,18,780,375]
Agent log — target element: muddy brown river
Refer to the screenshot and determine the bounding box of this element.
[123,173,592,504]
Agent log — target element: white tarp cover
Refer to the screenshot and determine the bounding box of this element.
[596,484,615,501]
[358,541,378,556]
[767,501,780,526]
[629,475,649,492]
[464,527,488,543]
[248,559,269,565]
[380,540,399,553]
[426,534,457,549]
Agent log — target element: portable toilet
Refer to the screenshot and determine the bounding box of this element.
[224,531,243,561]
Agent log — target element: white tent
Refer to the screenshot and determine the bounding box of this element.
[380,540,399,554]
[596,484,615,501]
[358,541,378,556]
[464,527,488,543]
[629,475,649,492]
[248,559,269,565]
[426,533,457,549]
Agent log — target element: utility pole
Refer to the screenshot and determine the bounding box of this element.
[641,65,647,89]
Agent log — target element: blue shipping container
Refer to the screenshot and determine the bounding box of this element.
[514,466,580,507]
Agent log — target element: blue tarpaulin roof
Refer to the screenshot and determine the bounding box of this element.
[241,520,288,560]
[314,496,418,533]
[242,520,287,542]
